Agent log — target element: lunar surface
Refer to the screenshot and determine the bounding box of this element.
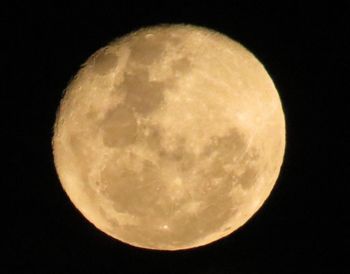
[53,24,285,250]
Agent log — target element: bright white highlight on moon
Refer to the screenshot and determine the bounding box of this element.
[53,24,285,250]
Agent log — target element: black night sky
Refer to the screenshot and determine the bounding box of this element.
[4,1,347,273]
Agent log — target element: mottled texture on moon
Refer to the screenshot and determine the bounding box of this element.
[53,24,285,250]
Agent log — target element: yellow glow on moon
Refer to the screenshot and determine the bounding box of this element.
[53,24,285,250]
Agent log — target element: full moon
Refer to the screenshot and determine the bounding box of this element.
[53,24,285,250]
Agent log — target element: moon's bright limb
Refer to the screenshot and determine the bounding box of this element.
[53,24,285,250]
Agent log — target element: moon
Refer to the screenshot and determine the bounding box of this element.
[52,24,285,250]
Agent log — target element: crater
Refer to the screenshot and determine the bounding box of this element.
[158,136,196,173]
[141,126,162,150]
[93,50,118,75]
[205,129,246,158]
[200,129,261,192]
[101,105,137,147]
[164,193,236,246]
[67,133,93,184]
[238,167,258,190]
[129,35,166,65]
[122,70,165,114]
[172,57,192,74]
[101,159,163,217]
[199,129,247,181]
[195,198,235,231]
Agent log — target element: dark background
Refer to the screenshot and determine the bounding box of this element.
[3,1,347,273]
